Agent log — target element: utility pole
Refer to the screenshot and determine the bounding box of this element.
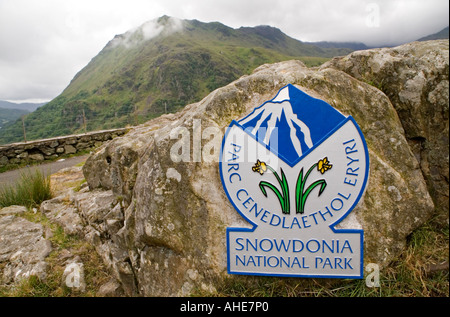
[82,109,87,134]
[21,115,27,143]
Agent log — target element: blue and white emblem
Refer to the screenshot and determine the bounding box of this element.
[219,84,369,278]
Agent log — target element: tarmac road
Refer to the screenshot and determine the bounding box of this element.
[0,155,89,187]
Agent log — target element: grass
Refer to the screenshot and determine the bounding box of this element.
[0,168,52,208]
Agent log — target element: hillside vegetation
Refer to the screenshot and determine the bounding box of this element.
[0,16,357,144]
[0,108,29,130]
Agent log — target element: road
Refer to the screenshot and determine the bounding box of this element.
[0,155,89,187]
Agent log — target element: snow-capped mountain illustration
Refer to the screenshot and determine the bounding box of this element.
[239,88,313,159]
[238,84,347,165]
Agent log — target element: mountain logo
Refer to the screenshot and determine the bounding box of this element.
[219,84,369,278]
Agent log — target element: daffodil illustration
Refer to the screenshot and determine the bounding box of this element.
[317,157,332,174]
[295,157,332,214]
[252,160,267,175]
[253,157,333,215]
[252,160,290,214]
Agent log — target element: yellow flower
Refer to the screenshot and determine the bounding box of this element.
[317,157,332,174]
[252,160,267,175]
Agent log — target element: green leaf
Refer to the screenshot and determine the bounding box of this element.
[259,181,289,214]
[295,163,326,214]
[279,168,291,214]
[295,167,305,212]
[298,180,327,214]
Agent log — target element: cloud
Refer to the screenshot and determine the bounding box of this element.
[0,0,448,102]
[110,16,185,48]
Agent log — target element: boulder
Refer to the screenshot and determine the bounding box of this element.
[79,40,447,296]
[323,40,449,222]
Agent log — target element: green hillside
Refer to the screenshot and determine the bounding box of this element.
[0,16,356,144]
[0,108,29,130]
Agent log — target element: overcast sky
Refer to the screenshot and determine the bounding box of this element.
[0,0,448,103]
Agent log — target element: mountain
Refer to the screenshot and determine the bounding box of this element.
[0,100,45,131]
[418,26,449,41]
[0,100,44,112]
[0,16,359,145]
[238,84,345,164]
[0,108,29,130]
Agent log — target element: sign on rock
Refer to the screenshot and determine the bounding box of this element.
[219,84,369,279]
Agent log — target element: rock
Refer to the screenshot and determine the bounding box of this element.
[29,153,44,161]
[49,140,59,148]
[39,146,55,156]
[323,40,449,222]
[97,279,124,297]
[40,196,84,236]
[0,156,8,166]
[75,142,89,150]
[54,188,138,295]
[0,215,52,284]
[74,189,118,224]
[42,168,132,294]
[64,144,77,155]
[0,205,28,216]
[50,165,85,196]
[76,41,448,297]
[17,151,28,159]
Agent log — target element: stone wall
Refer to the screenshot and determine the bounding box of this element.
[0,128,129,168]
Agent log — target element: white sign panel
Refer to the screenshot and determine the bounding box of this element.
[219,84,369,278]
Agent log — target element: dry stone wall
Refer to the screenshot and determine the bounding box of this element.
[0,128,129,168]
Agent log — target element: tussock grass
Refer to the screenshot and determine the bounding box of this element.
[0,168,53,208]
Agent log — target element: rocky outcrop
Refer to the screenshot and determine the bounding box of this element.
[323,40,449,222]
[75,40,447,296]
[0,214,52,284]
